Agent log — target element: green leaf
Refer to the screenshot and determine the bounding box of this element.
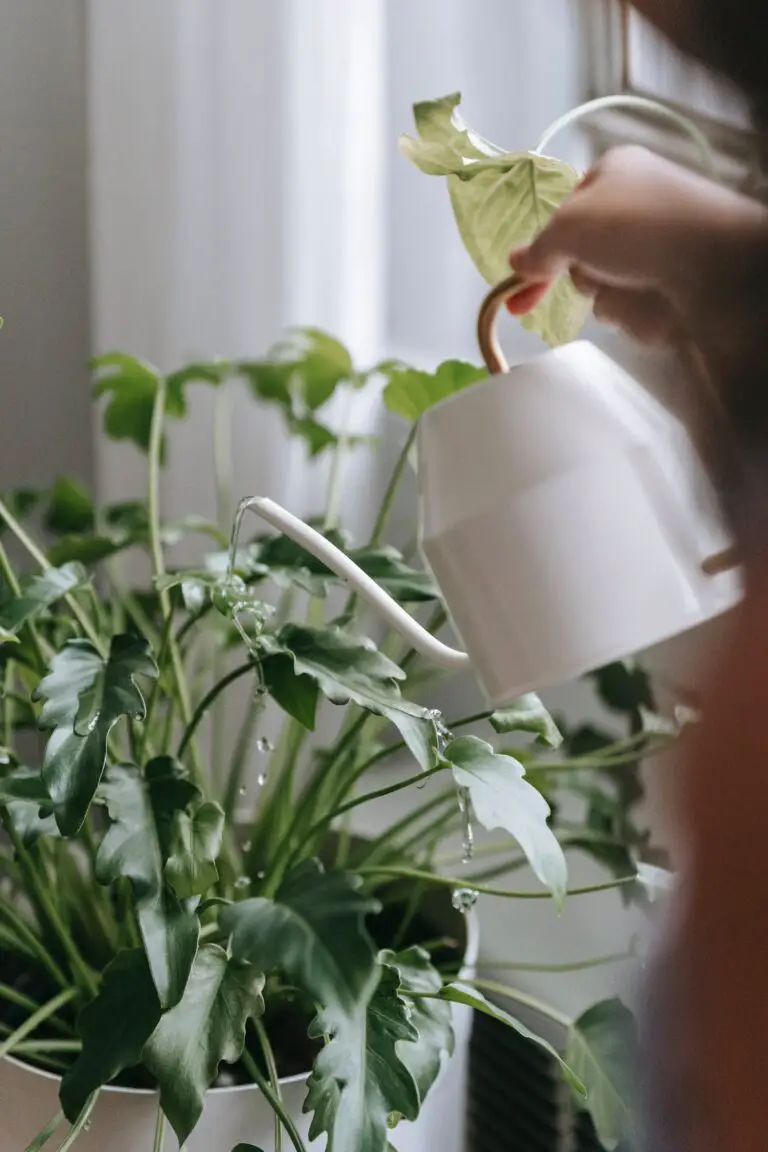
[0,562,88,636]
[92,354,228,453]
[402,94,591,347]
[491,693,562,749]
[252,530,438,604]
[439,983,584,1094]
[0,626,19,645]
[263,624,437,770]
[383,361,487,422]
[305,962,420,1152]
[237,331,355,457]
[591,661,653,717]
[0,767,51,806]
[44,478,95,536]
[36,634,159,835]
[97,759,201,1007]
[564,998,637,1149]
[60,948,162,1123]
[222,859,381,1018]
[382,947,454,1105]
[261,653,319,730]
[142,944,265,1145]
[165,801,225,899]
[444,736,567,904]
[92,353,164,452]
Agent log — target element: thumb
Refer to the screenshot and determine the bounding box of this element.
[509,226,574,281]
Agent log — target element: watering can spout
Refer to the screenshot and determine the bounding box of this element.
[240,497,472,671]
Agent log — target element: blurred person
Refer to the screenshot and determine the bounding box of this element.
[508,3,768,1148]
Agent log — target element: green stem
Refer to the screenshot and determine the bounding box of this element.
[0,499,104,655]
[1,812,97,995]
[138,612,175,761]
[469,951,634,975]
[254,1018,283,1152]
[295,763,448,864]
[177,659,256,760]
[0,541,49,670]
[152,1102,166,1152]
[241,1048,308,1152]
[356,866,639,900]
[12,1039,82,1054]
[22,1111,64,1152]
[2,658,12,748]
[54,1093,99,1152]
[324,385,354,531]
[0,982,75,1035]
[457,977,573,1032]
[369,425,417,546]
[146,380,204,784]
[0,988,78,1061]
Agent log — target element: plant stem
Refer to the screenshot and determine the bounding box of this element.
[0,498,105,655]
[22,1111,64,1152]
[177,659,256,760]
[295,763,448,862]
[324,385,354,531]
[11,1039,82,1054]
[469,951,634,975]
[0,987,78,1061]
[458,977,573,1032]
[355,866,639,900]
[241,1048,308,1152]
[0,982,75,1035]
[254,1018,283,1152]
[54,1093,99,1152]
[152,1102,166,1152]
[369,426,417,547]
[1,812,97,995]
[146,380,204,784]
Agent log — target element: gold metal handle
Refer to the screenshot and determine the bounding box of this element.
[477,272,531,376]
[477,273,742,579]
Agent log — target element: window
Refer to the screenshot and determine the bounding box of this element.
[583,0,756,183]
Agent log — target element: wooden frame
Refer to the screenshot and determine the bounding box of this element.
[581,0,757,184]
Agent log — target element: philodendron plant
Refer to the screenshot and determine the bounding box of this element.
[0,94,684,1152]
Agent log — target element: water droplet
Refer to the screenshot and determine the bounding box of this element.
[456,786,474,863]
[256,870,266,880]
[238,786,247,797]
[451,887,478,914]
[83,1119,92,1132]
[257,772,268,787]
[256,737,273,754]
[425,709,442,722]
[235,876,251,890]
[242,840,252,852]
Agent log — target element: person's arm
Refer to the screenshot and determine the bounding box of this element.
[678,556,768,1151]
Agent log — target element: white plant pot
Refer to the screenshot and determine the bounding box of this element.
[0,914,478,1152]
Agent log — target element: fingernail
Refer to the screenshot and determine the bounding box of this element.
[506,282,551,316]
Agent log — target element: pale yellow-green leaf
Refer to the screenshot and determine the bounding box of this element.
[402,93,593,348]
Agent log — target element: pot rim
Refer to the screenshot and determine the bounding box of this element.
[4,908,480,1098]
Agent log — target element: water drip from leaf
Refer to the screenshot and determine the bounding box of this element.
[451,887,479,914]
[242,840,252,853]
[234,876,251,890]
[456,785,474,864]
[257,773,268,787]
[256,737,273,754]
[256,870,266,880]
[238,786,247,797]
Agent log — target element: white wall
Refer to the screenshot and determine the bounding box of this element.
[0,0,92,492]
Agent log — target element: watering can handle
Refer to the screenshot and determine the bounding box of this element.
[237,497,471,671]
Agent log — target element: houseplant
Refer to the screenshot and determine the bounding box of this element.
[0,93,689,1152]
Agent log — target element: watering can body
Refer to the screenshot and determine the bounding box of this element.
[243,340,741,708]
[416,340,740,705]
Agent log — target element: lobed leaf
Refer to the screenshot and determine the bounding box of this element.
[564,998,638,1149]
[36,634,158,835]
[143,944,265,1144]
[383,361,487,422]
[0,563,88,636]
[444,736,567,904]
[165,801,225,900]
[491,693,562,749]
[96,759,201,1008]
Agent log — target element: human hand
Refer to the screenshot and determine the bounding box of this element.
[508,146,768,357]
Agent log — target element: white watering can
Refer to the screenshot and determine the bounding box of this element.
[236,275,742,706]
